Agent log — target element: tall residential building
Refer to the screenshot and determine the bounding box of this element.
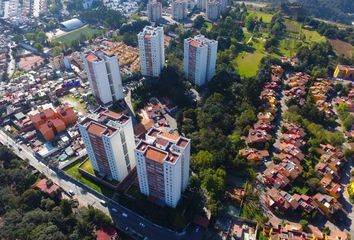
[32,0,46,17]
[206,0,220,21]
[197,0,207,10]
[172,0,187,21]
[219,0,228,13]
[79,107,136,182]
[184,35,218,86]
[82,51,124,106]
[147,0,162,22]
[135,128,191,208]
[138,26,165,77]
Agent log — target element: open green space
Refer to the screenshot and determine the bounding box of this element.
[54,26,102,45]
[80,159,95,175]
[248,10,273,24]
[204,22,213,31]
[59,94,87,114]
[234,33,267,77]
[64,160,114,197]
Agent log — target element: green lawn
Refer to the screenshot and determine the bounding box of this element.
[248,10,273,24]
[234,33,267,77]
[54,26,102,45]
[285,19,301,33]
[204,22,213,32]
[80,159,95,175]
[302,29,326,43]
[64,160,113,197]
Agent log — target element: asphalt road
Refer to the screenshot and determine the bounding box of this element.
[0,130,205,240]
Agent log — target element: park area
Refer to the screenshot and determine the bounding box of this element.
[234,12,326,77]
[53,26,102,46]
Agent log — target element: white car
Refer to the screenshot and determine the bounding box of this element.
[68,189,75,196]
[122,212,128,218]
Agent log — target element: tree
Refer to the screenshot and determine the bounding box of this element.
[193,16,205,29]
[20,189,42,210]
[299,219,309,231]
[52,46,61,57]
[192,150,214,171]
[200,168,226,196]
[60,199,72,217]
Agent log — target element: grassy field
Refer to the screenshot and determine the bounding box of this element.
[81,159,95,175]
[55,26,102,45]
[329,39,354,58]
[248,10,273,24]
[64,160,113,196]
[234,34,267,77]
[302,29,325,43]
[284,19,301,33]
[59,94,87,114]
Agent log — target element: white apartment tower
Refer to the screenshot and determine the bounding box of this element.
[135,128,191,208]
[197,0,207,10]
[79,107,136,182]
[138,26,165,77]
[172,0,187,21]
[82,51,124,106]
[147,0,162,22]
[219,0,228,13]
[184,35,218,86]
[206,0,220,21]
[32,0,46,17]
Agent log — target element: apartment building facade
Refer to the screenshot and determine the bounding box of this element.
[0,0,46,18]
[147,0,162,22]
[206,0,220,21]
[138,26,165,77]
[172,0,187,21]
[135,128,191,208]
[82,51,124,106]
[78,107,136,182]
[183,34,218,86]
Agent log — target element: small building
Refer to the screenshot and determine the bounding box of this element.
[34,178,61,198]
[333,64,354,81]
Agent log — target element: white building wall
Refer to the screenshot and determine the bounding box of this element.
[147,1,162,22]
[122,119,137,169]
[78,125,100,172]
[183,39,189,80]
[104,55,124,101]
[206,1,220,21]
[206,41,218,82]
[172,1,187,21]
[105,132,128,181]
[181,142,191,191]
[135,150,149,195]
[92,61,113,105]
[82,53,124,105]
[164,158,182,208]
[138,26,165,77]
[184,36,216,86]
[194,46,208,86]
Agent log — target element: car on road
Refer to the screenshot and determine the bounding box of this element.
[122,212,128,218]
[112,208,118,212]
[139,222,146,228]
[68,189,75,196]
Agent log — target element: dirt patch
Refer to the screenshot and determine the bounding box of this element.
[329,39,354,58]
